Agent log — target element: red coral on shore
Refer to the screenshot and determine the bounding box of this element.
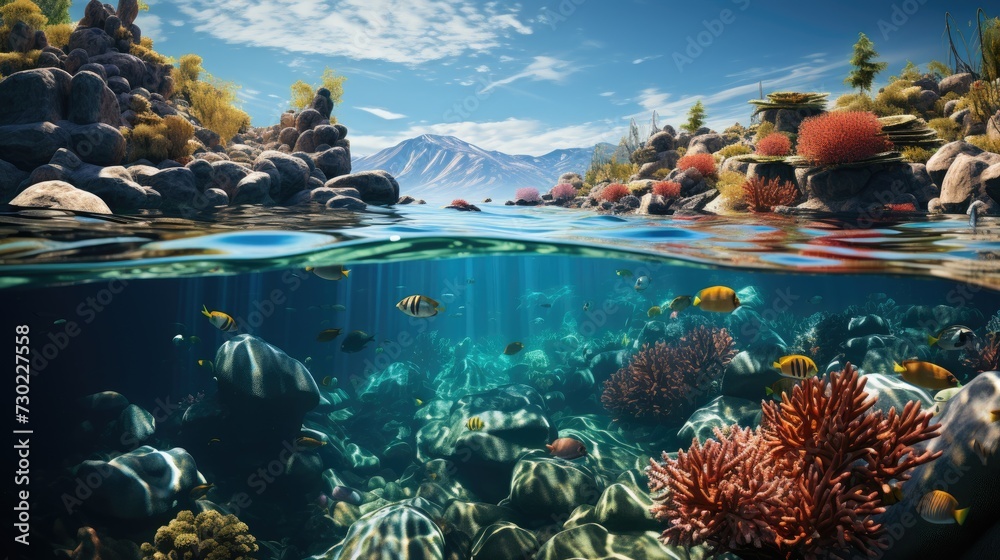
[648,364,941,560]
[652,181,681,199]
[796,111,893,166]
[601,326,735,422]
[598,183,630,203]
[677,153,717,178]
[755,133,792,156]
[742,176,800,212]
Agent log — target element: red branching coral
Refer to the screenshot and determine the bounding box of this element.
[742,176,800,212]
[446,199,480,211]
[756,132,792,156]
[599,182,630,203]
[602,326,735,422]
[963,332,1000,373]
[652,181,681,199]
[883,202,917,213]
[796,111,893,166]
[677,153,717,178]
[648,364,941,560]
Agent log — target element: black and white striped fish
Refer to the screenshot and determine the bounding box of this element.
[396,295,444,318]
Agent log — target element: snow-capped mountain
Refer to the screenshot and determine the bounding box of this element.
[351,134,607,200]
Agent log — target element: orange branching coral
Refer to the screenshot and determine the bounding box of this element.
[742,176,800,212]
[602,326,735,422]
[648,364,941,560]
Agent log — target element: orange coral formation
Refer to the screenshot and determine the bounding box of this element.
[742,176,800,212]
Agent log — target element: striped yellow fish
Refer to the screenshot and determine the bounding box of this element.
[396,295,444,318]
[201,305,237,332]
[917,490,969,525]
[693,286,740,313]
[765,377,799,398]
[773,355,818,380]
[647,306,662,318]
[466,416,484,431]
[893,360,959,390]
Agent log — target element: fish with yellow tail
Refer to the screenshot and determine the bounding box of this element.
[306,265,350,280]
[189,483,214,500]
[893,360,960,390]
[294,436,327,449]
[668,295,693,313]
[647,306,662,318]
[692,286,740,313]
[201,305,237,332]
[772,355,819,380]
[466,416,484,431]
[927,325,975,350]
[991,409,1000,423]
[917,490,969,525]
[396,295,445,318]
[765,378,799,398]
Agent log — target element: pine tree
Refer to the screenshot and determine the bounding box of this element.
[845,33,888,93]
[682,100,705,133]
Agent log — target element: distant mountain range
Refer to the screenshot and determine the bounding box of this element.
[351,134,612,200]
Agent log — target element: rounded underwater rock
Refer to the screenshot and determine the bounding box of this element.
[534,523,682,560]
[117,403,156,444]
[563,482,659,533]
[847,314,892,336]
[325,194,366,211]
[720,345,787,401]
[677,395,761,444]
[214,334,319,415]
[332,504,445,560]
[9,180,112,214]
[502,454,603,520]
[470,522,539,560]
[72,446,204,519]
[442,501,520,542]
[860,373,933,414]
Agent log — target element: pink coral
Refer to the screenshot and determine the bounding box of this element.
[551,183,578,200]
[514,187,541,202]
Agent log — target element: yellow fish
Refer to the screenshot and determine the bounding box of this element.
[917,490,969,525]
[616,269,633,277]
[294,436,327,449]
[879,482,904,506]
[893,361,960,390]
[693,286,740,313]
[647,306,662,318]
[668,296,693,312]
[504,342,524,355]
[991,410,1000,423]
[622,333,630,347]
[466,416,484,431]
[189,483,214,499]
[773,355,818,380]
[201,305,237,332]
[207,438,221,446]
[197,359,214,371]
[306,265,350,280]
[396,295,444,318]
[415,398,424,407]
[765,377,799,398]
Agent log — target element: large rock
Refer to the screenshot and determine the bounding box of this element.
[135,167,198,210]
[501,454,602,520]
[0,68,72,125]
[90,52,173,97]
[686,133,726,155]
[0,122,71,170]
[332,504,444,559]
[68,27,115,57]
[938,72,975,97]
[72,446,204,519]
[295,108,326,132]
[563,483,660,533]
[9,180,112,214]
[926,141,984,186]
[647,131,675,152]
[231,171,273,205]
[66,122,126,166]
[534,523,681,560]
[214,334,319,417]
[205,160,251,196]
[982,163,1000,204]
[677,395,761,443]
[324,170,399,205]
[312,147,351,180]
[253,150,310,201]
[67,71,121,126]
[799,165,872,200]
[636,193,671,215]
[939,153,990,212]
[66,163,153,210]
[470,522,539,560]
[0,159,29,203]
[313,124,341,147]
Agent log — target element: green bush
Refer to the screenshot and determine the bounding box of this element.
[968,134,1000,154]
[901,146,935,163]
[927,117,961,142]
[753,122,775,143]
[629,145,657,165]
[173,54,251,145]
[716,144,752,159]
[714,170,748,213]
[652,168,672,180]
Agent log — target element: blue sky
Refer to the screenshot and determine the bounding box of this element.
[73,0,986,156]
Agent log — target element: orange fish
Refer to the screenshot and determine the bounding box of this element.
[546,437,587,460]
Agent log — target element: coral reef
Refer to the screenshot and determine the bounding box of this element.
[741,176,800,212]
[601,326,735,423]
[648,364,941,560]
[140,510,258,560]
[796,111,894,166]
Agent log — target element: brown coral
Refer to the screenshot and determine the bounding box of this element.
[140,510,257,560]
[963,332,1000,373]
[602,326,735,422]
[648,364,941,560]
[742,176,800,212]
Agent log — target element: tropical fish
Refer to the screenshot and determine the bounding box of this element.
[547,438,587,460]
[208,438,221,446]
[468,278,476,284]
[893,361,960,390]
[991,410,1000,423]
[331,304,347,312]
[375,347,384,354]
[396,295,444,318]
[306,265,350,280]
[320,376,334,387]
[647,306,662,318]
[341,330,375,353]
[197,359,214,372]
[329,485,363,505]
[668,296,692,312]
[693,286,741,313]
[174,334,200,346]
[415,398,424,407]
[504,342,524,355]
[295,436,327,449]
[466,416,485,431]
[765,378,799,398]
[927,325,976,351]
[616,269,633,277]
[189,483,214,499]
[934,387,962,403]
[622,333,630,347]
[582,301,592,312]
[316,328,343,342]
[809,295,823,304]
[917,490,969,525]
[172,334,186,346]
[773,355,819,380]
[879,482,904,506]
[634,276,650,291]
[201,305,237,332]
[540,303,552,308]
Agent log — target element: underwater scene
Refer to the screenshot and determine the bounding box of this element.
[4,207,1000,560]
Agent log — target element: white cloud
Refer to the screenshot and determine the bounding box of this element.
[632,55,662,65]
[350,118,624,157]
[479,56,576,93]
[498,55,515,63]
[600,91,614,97]
[174,0,531,64]
[475,65,490,73]
[356,106,407,120]
[169,19,185,27]
[140,14,166,43]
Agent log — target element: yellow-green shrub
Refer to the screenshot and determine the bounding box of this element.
[42,22,72,49]
[131,41,169,65]
[901,146,935,163]
[0,49,40,74]
[0,0,47,51]
[927,117,961,142]
[126,123,171,162]
[162,115,195,160]
[173,53,251,145]
[968,135,1000,154]
[714,170,748,212]
[753,122,775,143]
[716,144,752,159]
[583,159,638,185]
[652,168,672,180]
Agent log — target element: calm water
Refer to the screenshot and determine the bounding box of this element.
[4,204,1000,559]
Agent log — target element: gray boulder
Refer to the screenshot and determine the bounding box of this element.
[636,192,671,215]
[68,27,114,57]
[214,334,319,417]
[325,195,366,211]
[0,121,71,170]
[9,180,112,214]
[296,108,326,132]
[66,121,126,166]
[0,159,29,203]
[253,150,310,201]
[135,167,198,210]
[231,171,273,205]
[313,124,341,147]
[0,68,72,125]
[686,133,726,155]
[939,153,990,212]
[292,129,316,153]
[982,163,1000,204]
[324,170,399,205]
[927,141,984,186]
[938,72,975,97]
[90,52,173,98]
[312,146,351,179]
[332,504,444,559]
[647,130,675,152]
[206,160,251,196]
[501,454,602,520]
[201,188,228,207]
